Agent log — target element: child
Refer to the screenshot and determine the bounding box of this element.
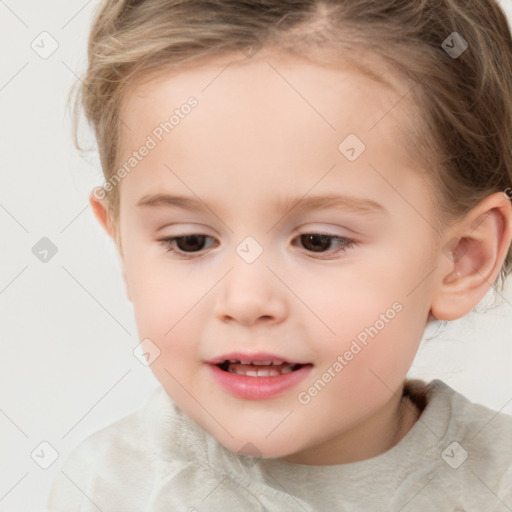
[48,0,512,510]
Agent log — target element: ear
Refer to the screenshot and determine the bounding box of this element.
[89,189,132,302]
[430,191,512,321]
[89,188,115,238]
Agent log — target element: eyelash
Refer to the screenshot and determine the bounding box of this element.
[157,233,357,260]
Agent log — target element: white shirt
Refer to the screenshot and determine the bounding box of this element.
[47,379,512,511]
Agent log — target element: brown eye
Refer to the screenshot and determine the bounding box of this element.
[299,234,333,252]
[159,232,356,260]
[159,234,215,258]
[174,235,208,252]
[295,233,356,257]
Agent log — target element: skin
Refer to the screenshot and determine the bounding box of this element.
[90,47,512,465]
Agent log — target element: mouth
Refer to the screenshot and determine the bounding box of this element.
[216,359,306,376]
[207,353,313,400]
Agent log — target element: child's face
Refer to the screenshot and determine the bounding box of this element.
[109,49,450,464]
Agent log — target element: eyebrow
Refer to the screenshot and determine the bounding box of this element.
[137,192,386,217]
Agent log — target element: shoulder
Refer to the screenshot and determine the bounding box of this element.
[47,386,207,511]
[443,381,512,478]
[407,379,512,509]
[428,379,512,454]
[407,378,512,451]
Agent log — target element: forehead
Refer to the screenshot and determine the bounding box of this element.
[116,48,423,213]
[119,46,414,150]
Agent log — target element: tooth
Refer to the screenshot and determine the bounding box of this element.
[240,360,251,364]
[226,362,299,377]
[228,359,238,363]
[252,360,272,365]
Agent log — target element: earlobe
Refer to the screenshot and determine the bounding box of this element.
[430,191,512,321]
[89,189,114,238]
[89,189,132,302]
[122,269,132,303]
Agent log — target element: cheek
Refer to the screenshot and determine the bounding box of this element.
[130,270,204,350]
[122,247,201,364]
[296,304,422,442]
[289,262,405,348]
[128,266,205,398]
[295,251,429,390]
[123,232,203,328]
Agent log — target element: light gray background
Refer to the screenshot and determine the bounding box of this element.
[1,1,511,510]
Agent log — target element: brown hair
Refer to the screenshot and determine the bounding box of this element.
[70,0,512,290]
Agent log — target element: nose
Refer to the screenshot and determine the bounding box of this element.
[214,257,288,327]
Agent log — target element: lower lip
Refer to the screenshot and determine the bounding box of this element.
[208,363,313,400]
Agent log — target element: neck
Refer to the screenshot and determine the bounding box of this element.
[284,382,423,466]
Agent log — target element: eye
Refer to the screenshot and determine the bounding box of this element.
[158,234,216,258]
[294,233,356,258]
[158,232,357,259]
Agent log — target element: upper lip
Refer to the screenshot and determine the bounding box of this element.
[207,351,311,365]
